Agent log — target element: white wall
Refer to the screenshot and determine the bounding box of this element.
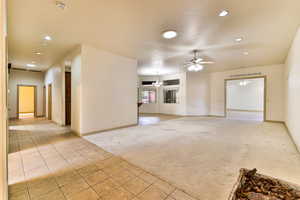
[8,70,44,118]
[139,65,284,120]
[186,72,210,116]
[226,78,264,111]
[79,45,138,135]
[210,64,284,121]
[44,63,65,125]
[284,27,300,150]
[71,54,82,134]
[0,0,8,198]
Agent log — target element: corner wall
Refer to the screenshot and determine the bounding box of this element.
[71,54,82,134]
[79,45,138,135]
[284,27,300,151]
[44,63,65,125]
[44,45,137,135]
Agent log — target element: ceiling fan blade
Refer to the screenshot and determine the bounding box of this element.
[184,61,193,65]
[198,61,214,64]
[183,62,193,67]
[195,58,203,63]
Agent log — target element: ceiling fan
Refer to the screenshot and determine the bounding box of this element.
[184,50,214,72]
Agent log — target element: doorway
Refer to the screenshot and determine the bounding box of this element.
[17,85,36,119]
[225,77,266,121]
[48,84,52,120]
[65,72,71,125]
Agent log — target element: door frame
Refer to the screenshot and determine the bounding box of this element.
[16,85,37,119]
[43,86,46,117]
[65,72,71,125]
[48,84,52,120]
[224,76,267,122]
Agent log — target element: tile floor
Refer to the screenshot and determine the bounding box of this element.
[18,113,35,119]
[8,119,197,200]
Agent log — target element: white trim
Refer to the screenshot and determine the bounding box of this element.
[0,0,8,199]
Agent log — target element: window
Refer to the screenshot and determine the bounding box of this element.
[141,88,156,104]
[142,81,156,86]
[163,88,179,104]
[163,79,180,86]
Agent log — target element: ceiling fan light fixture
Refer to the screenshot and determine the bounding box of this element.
[162,30,177,39]
[194,64,203,71]
[188,65,195,71]
[188,64,203,72]
[185,49,211,72]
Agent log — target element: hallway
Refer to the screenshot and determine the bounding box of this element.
[8,119,197,200]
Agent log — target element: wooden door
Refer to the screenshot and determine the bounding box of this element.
[65,72,71,125]
[48,84,52,120]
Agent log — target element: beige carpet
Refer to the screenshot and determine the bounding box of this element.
[84,117,300,200]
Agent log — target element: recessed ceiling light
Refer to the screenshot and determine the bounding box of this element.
[26,64,36,67]
[219,10,229,17]
[243,52,249,55]
[44,35,52,41]
[162,30,177,39]
[35,52,42,55]
[235,37,243,42]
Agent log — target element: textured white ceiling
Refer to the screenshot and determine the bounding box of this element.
[8,0,300,75]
